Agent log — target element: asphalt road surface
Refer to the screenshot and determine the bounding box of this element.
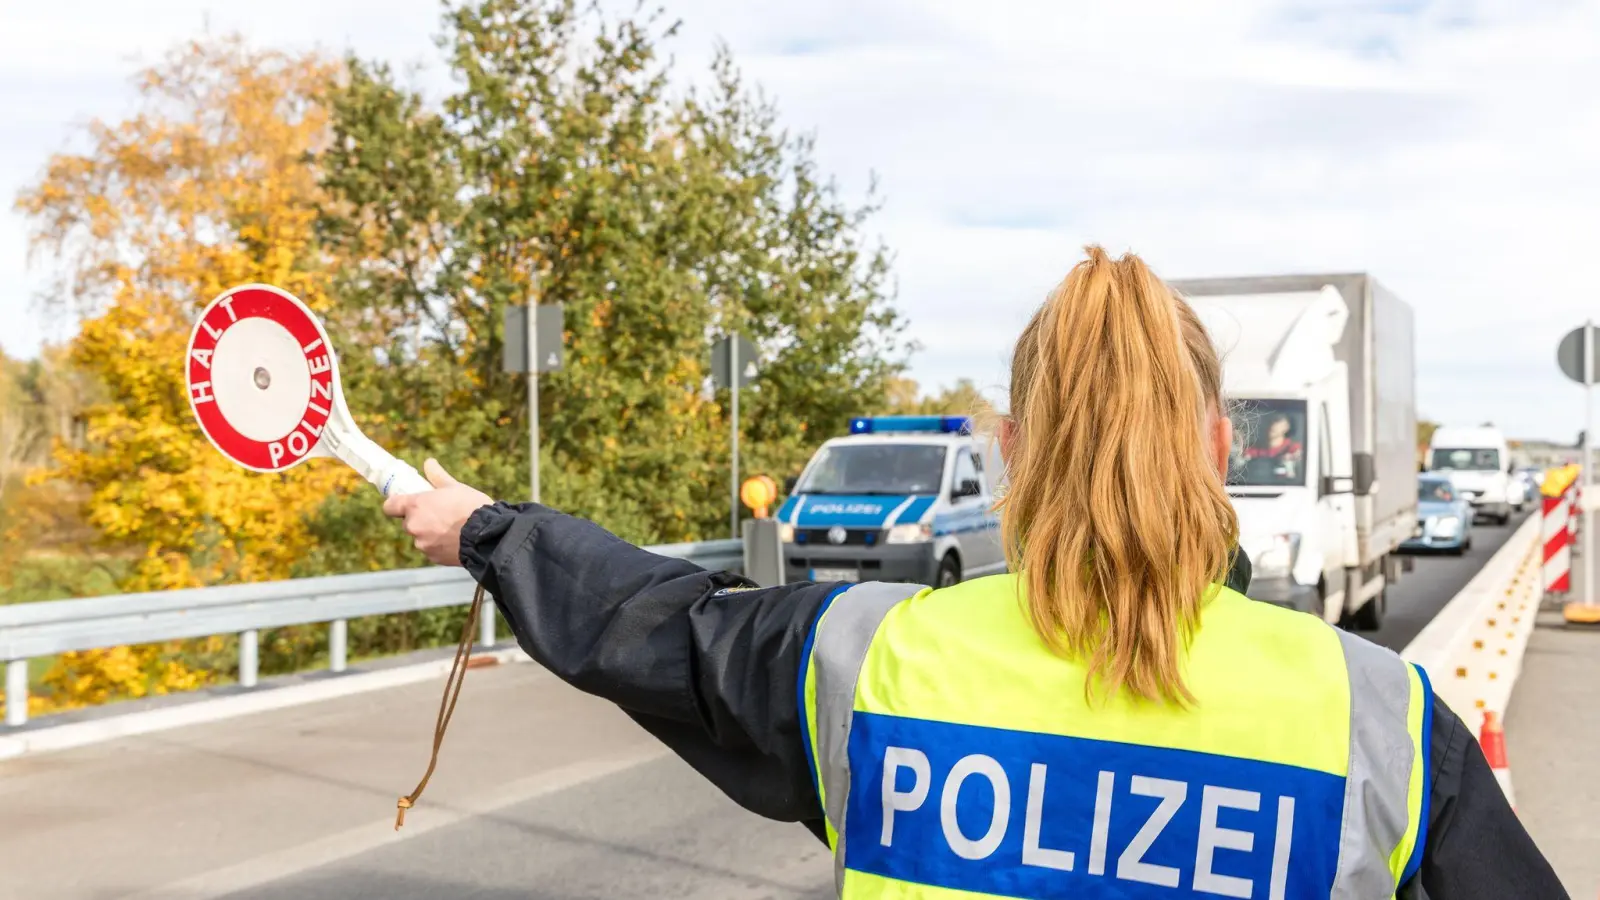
[0,516,1529,900]
[1368,510,1533,651]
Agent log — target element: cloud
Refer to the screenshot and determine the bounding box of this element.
[2,0,1597,440]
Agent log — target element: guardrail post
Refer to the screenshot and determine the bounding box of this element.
[239,630,259,689]
[479,605,495,649]
[742,519,786,588]
[4,660,27,727]
[329,619,348,673]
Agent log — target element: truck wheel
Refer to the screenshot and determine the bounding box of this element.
[936,553,961,588]
[1349,579,1386,631]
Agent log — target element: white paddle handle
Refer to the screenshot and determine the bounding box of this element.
[320,424,432,497]
[378,460,434,497]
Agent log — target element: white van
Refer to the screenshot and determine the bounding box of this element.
[777,416,1006,589]
[1427,426,1514,524]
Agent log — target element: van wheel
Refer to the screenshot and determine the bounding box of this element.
[936,554,961,588]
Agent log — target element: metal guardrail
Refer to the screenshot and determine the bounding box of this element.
[1,537,748,728]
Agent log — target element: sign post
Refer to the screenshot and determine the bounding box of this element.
[503,302,565,505]
[1556,323,1598,613]
[711,334,760,539]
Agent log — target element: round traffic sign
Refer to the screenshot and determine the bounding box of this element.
[1557,325,1600,386]
[185,284,337,472]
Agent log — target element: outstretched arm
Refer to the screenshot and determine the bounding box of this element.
[382,464,836,840]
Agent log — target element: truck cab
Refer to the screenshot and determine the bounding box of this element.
[1426,426,1514,524]
[776,415,1006,588]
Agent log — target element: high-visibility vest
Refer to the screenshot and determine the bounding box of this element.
[800,575,1431,899]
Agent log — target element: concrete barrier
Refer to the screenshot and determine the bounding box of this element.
[1402,513,1542,804]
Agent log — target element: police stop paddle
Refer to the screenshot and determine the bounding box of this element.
[185,283,482,829]
[185,283,431,495]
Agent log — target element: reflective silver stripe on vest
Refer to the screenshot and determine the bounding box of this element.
[809,581,926,895]
[1332,627,1418,898]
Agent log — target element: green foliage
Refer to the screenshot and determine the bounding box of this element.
[311,0,909,560]
[0,554,130,605]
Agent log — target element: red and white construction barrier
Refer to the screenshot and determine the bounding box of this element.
[1545,490,1573,594]
[1570,482,1583,550]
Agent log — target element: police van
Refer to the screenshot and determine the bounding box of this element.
[776,415,1005,588]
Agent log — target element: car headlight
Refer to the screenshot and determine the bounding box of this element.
[886,523,932,544]
[778,523,795,543]
[1254,533,1301,579]
[1434,516,1461,538]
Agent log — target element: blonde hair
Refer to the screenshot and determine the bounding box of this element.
[998,246,1237,705]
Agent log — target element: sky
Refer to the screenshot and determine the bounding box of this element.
[3,0,1598,441]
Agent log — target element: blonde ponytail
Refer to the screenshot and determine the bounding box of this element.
[998,246,1237,705]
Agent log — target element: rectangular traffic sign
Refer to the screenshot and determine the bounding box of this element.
[503,304,565,374]
[711,334,759,390]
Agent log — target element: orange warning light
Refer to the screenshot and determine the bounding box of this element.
[741,475,778,518]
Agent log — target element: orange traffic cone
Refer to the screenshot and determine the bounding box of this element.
[1480,711,1516,811]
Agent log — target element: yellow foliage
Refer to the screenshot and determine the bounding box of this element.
[15,37,357,594]
[13,37,360,709]
[41,644,215,708]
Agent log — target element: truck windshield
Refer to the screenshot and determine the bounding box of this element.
[795,444,947,495]
[1227,399,1309,488]
[1430,448,1500,471]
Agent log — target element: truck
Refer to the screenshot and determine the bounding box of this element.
[775,415,1006,588]
[1169,273,1418,631]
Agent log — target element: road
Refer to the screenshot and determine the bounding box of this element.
[0,515,1534,899]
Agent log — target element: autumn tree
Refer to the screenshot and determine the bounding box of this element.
[0,352,40,499]
[306,0,909,566]
[15,38,356,592]
[11,39,364,706]
[885,377,995,419]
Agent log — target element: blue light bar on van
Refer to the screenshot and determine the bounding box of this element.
[848,415,972,435]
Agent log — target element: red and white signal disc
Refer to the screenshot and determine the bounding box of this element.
[185,284,338,473]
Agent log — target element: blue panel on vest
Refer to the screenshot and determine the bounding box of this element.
[844,713,1344,899]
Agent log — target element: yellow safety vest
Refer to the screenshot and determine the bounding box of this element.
[800,575,1431,899]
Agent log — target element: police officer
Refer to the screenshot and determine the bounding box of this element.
[386,247,1565,898]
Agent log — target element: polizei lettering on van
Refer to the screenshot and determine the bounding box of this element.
[807,502,885,516]
[844,714,1344,898]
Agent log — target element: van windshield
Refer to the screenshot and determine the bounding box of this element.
[1431,448,1500,471]
[795,444,947,495]
[1227,399,1308,487]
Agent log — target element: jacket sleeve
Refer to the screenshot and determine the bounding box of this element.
[459,502,834,842]
[1411,695,1569,899]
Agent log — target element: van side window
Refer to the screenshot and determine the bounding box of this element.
[953,451,980,498]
